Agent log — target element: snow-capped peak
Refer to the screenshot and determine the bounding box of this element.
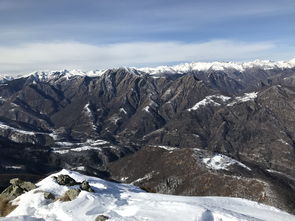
[139,59,295,75]
[289,58,295,64]
[1,58,295,83]
[23,69,107,82]
[0,75,14,83]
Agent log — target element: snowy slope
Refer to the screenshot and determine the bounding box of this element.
[2,170,295,221]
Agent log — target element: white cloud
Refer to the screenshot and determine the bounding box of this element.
[0,40,291,74]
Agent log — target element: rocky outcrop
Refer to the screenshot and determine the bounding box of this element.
[0,178,36,216]
[52,174,79,186]
[53,174,94,194]
[80,181,94,192]
[0,178,36,200]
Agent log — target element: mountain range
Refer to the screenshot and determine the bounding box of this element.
[1,59,295,214]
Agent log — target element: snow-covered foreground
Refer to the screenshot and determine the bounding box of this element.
[2,170,295,221]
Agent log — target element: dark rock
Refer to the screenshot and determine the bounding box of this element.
[53,175,79,186]
[95,215,109,221]
[80,181,94,192]
[44,192,55,200]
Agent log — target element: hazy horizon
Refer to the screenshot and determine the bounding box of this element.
[0,0,294,74]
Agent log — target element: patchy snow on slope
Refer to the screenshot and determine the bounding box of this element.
[0,121,38,136]
[277,139,290,146]
[227,92,258,106]
[153,145,178,151]
[3,169,294,221]
[83,103,92,114]
[188,95,231,111]
[0,96,6,102]
[51,139,110,154]
[143,106,150,113]
[120,108,127,115]
[131,172,155,184]
[203,154,251,171]
[4,165,23,170]
[236,92,258,102]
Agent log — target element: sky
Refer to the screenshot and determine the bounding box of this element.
[0,0,294,74]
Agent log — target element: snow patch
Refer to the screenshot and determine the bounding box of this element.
[203,154,251,171]
[131,172,155,184]
[0,122,36,135]
[120,108,127,114]
[143,106,150,113]
[4,165,23,170]
[154,145,178,151]
[188,95,231,111]
[227,92,258,106]
[51,139,110,154]
[277,139,290,146]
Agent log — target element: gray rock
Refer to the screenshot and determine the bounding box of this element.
[44,192,55,200]
[80,181,94,192]
[95,215,109,221]
[53,175,79,186]
[9,178,21,186]
[63,189,80,201]
[0,178,36,200]
[1,185,24,199]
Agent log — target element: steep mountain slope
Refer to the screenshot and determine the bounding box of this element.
[109,146,295,214]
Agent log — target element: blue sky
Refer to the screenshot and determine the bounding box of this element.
[0,0,294,73]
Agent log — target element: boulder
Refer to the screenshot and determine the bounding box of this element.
[0,178,36,200]
[80,181,94,192]
[44,192,55,200]
[62,189,81,201]
[10,178,36,192]
[52,175,79,186]
[95,215,109,221]
[1,185,24,199]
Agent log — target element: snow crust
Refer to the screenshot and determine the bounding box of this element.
[3,170,294,221]
[203,154,251,171]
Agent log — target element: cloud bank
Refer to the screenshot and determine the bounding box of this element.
[0,40,292,74]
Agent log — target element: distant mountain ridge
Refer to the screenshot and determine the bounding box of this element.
[1,58,295,82]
